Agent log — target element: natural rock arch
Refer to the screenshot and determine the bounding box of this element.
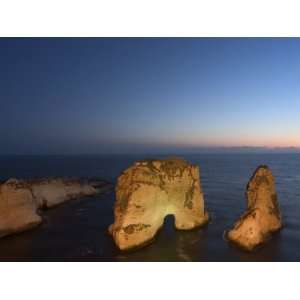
[109,157,209,251]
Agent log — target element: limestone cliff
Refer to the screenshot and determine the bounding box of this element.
[0,179,42,238]
[29,178,103,208]
[109,157,209,251]
[227,165,282,251]
[0,177,109,238]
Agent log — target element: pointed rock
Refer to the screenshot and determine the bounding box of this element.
[227,165,282,251]
[109,157,209,251]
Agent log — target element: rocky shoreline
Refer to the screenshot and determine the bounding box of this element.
[0,157,283,253]
[0,177,111,238]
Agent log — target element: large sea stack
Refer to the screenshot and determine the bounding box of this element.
[227,165,282,251]
[109,157,209,251]
[0,178,109,238]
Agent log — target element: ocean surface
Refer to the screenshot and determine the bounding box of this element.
[0,153,299,262]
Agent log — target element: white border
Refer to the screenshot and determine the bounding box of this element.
[0,262,298,300]
[1,0,300,36]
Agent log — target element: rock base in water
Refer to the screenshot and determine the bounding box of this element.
[0,180,42,238]
[109,157,209,251]
[227,165,282,251]
[0,177,109,238]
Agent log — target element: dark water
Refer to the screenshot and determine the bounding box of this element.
[0,154,299,262]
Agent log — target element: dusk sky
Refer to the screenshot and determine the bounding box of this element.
[1,38,300,154]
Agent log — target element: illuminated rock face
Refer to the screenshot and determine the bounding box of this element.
[109,157,209,251]
[0,179,42,238]
[0,178,108,238]
[29,178,102,208]
[227,165,282,251]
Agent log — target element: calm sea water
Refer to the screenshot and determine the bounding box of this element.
[0,153,299,262]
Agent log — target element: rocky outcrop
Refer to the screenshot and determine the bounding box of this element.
[29,178,104,208]
[0,178,109,238]
[0,179,42,238]
[109,157,209,251]
[227,165,282,251]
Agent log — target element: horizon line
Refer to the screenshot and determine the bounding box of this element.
[1,145,300,156]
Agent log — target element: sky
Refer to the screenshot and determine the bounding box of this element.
[0,38,300,154]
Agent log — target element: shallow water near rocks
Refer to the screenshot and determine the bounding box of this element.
[0,153,299,261]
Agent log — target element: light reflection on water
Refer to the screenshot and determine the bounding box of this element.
[0,153,299,261]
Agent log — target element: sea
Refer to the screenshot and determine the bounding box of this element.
[0,153,299,262]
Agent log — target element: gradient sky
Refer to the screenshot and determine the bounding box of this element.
[1,38,300,154]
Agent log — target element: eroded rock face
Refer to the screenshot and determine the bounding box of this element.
[227,165,282,251]
[109,157,209,251]
[0,178,109,238]
[30,178,102,208]
[0,179,42,238]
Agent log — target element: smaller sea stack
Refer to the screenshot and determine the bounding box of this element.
[109,157,209,251]
[227,165,282,251]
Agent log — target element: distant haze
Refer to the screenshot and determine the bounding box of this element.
[0,38,299,155]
